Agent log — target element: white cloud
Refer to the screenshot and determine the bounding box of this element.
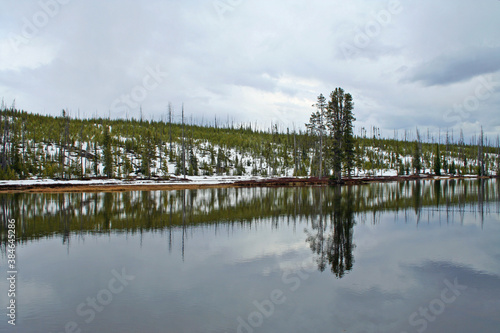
[0,39,57,71]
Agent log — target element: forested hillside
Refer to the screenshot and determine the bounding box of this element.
[0,106,499,180]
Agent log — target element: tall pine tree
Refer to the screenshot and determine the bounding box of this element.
[324,87,355,181]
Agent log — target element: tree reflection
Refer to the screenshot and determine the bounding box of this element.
[306,188,327,272]
[1,179,498,258]
[306,186,355,278]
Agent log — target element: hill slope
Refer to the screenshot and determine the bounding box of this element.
[0,108,498,180]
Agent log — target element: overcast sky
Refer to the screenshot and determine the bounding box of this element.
[1,0,499,141]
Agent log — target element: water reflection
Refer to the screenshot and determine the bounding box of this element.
[0,179,499,277]
[306,186,355,277]
[1,180,500,333]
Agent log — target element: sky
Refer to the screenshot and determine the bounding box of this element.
[0,0,499,141]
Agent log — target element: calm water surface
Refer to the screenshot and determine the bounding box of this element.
[1,179,500,333]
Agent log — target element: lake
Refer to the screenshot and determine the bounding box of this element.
[1,179,499,333]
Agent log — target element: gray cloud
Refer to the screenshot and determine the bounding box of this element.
[406,47,500,86]
[0,0,499,139]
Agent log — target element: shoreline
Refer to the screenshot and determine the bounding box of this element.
[0,174,496,194]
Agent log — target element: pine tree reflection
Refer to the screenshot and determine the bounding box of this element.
[1,179,498,258]
[306,186,355,278]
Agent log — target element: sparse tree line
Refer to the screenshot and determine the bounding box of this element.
[0,94,499,180]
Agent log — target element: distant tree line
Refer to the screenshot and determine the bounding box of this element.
[0,97,499,180]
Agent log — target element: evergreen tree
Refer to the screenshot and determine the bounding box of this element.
[216,148,225,175]
[325,90,343,180]
[92,139,99,176]
[433,144,441,176]
[412,141,422,175]
[324,87,355,181]
[161,158,169,177]
[168,103,174,162]
[449,161,456,175]
[306,94,327,177]
[188,147,198,176]
[59,109,70,179]
[341,93,356,177]
[174,155,182,176]
[181,105,186,177]
[397,158,405,176]
[478,127,485,176]
[102,126,113,178]
[141,130,154,178]
[79,125,84,178]
[123,154,132,177]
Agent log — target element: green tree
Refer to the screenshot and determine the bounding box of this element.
[306,94,327,177]
[122,154,133,177]
[324,88,355,181]
[161,158,169,177]
[188,147,198,176]
[141,130,154,178]
[103,126,113,178]
[412,140,422,175]
[449,161,456,175]
[433,144,441,176]
[92,140,99,177]
[341,94,356,177]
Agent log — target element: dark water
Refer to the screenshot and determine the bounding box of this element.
[1,179,500,333]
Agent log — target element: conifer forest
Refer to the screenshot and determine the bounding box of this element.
[0,90,499,181]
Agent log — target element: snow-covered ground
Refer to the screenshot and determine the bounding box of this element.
[0,175,268,187]
[0,173,490,188]
[2,132,498,182]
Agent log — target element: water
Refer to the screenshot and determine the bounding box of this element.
[1,179,499,333]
